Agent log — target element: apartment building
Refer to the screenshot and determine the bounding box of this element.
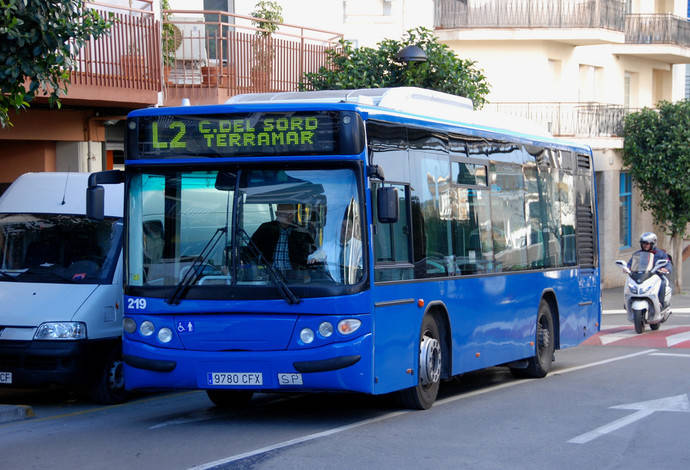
[434,0,690,287]
[0,1,161,189]
[0,0,339,187]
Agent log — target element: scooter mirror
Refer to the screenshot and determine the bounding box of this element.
[615,260,626,267]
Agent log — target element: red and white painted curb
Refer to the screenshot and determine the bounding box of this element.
[584,326,690,348]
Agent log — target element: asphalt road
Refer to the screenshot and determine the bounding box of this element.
[1,261,689,469]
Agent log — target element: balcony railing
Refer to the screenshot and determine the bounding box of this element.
[163,10,342,103]
[435,0,626,31]
[625,14,690,47]
[485,102,635,137]
[70,9,160,92]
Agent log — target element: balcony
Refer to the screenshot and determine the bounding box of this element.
[435,0,626,45]
[614,14,690,63]
[485,102,634,138]
[162,10,342,106]
[55,2,160,107]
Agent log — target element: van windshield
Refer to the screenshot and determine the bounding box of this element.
[0,214,122,284]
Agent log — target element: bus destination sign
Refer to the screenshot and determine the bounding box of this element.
[132,111,356,159]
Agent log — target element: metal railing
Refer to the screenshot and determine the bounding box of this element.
[68,5,160,93]
[163,10,342,95]
[625,14,690,47]
[435,0,626,31]
[485,102,637,137]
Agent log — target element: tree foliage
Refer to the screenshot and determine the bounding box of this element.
[300,27,490,108]
[623,100,690,237]
[623,100,690,289]
[0,0,111,127]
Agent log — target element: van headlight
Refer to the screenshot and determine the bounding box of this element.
[34,322,87,340]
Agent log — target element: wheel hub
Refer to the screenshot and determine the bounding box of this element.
[419,334,441,386]
[538,325,550,351]
[108,360,124,390]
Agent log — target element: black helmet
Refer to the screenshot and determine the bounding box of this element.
[640,232,657,250]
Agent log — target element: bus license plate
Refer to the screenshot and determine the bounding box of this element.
[0,372,12,384]
[207,372,262,386]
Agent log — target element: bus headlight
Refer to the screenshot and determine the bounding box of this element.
[300,328,315,344]
[157,327,173,343]
[139,321,155,337]
[123,317,136,334]
[318,322,333,338]
[338,319,361,335]
[34,322,86,340]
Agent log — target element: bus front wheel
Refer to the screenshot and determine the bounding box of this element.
[397,314,442,410]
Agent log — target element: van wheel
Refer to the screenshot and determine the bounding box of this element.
[90,349,128,405]
[206,390,254,408]
[512,300,554,378]
[396,314,442,410]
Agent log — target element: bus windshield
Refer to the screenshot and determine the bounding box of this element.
[0,214,122,284]
[127,166,364,298]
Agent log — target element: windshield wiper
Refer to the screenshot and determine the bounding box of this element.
[0,270,17,282]
[167,227,227,305]
[237,228,300,305]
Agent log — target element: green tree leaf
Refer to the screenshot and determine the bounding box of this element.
[0,0,112,127]
[299,27,490,108]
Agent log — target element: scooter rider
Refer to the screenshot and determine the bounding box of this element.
[628,232,672,309]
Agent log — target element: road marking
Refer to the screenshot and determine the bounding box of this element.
[598,330,638,345]
[0,391,201,429]
[188,349,657,470]
[603,308,690,315]
[666,331,690,347]
[569,394,690,444]
[650,352,690,358]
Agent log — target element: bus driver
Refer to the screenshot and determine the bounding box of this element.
[249,203,317,273]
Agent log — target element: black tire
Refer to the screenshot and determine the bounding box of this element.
[513,300,554,378]
[206,390,254,408]
[396,314,442,410]
[650,322,660,331]
[633,310,645,334]
[90,349,128,405]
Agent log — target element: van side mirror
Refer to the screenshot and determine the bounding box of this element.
[86,186,105,220]
[377,186,398,223]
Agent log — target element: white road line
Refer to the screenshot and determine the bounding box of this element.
[568,409,655,444]
[603,308,690,315]
[666,331,690,347]
[187,349,657,470]
[651,352,690,358]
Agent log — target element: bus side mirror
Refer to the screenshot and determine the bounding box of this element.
[86,185,105,220]
[86,170,124,220]
[377,186,399,223]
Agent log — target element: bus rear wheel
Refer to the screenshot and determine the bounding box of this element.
[512,300,554,378]
[206,390,254,408]
[396,314,442,410]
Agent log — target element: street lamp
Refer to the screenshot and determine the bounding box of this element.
[396,45,427,64]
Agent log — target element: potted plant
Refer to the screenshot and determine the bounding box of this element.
[161,0,182,84]
[250,0,283,91]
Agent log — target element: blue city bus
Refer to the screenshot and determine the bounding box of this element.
[87,87,600,409]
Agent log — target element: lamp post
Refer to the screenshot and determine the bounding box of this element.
[396,45,427,64]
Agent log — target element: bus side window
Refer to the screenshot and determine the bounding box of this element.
[372,183,413,282]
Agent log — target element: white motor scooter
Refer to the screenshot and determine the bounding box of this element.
[615,251,672,334]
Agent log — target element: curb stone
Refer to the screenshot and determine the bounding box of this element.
[0,405,34,424]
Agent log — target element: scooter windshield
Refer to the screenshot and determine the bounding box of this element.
[629,251,654,273]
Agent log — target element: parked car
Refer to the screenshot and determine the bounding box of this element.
[0,172,125,403]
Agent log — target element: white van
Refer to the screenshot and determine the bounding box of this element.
[0,173,125,403]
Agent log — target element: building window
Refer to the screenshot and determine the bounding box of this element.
[619,172,632,248]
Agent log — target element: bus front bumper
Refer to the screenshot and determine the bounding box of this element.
[122,333,373,394]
